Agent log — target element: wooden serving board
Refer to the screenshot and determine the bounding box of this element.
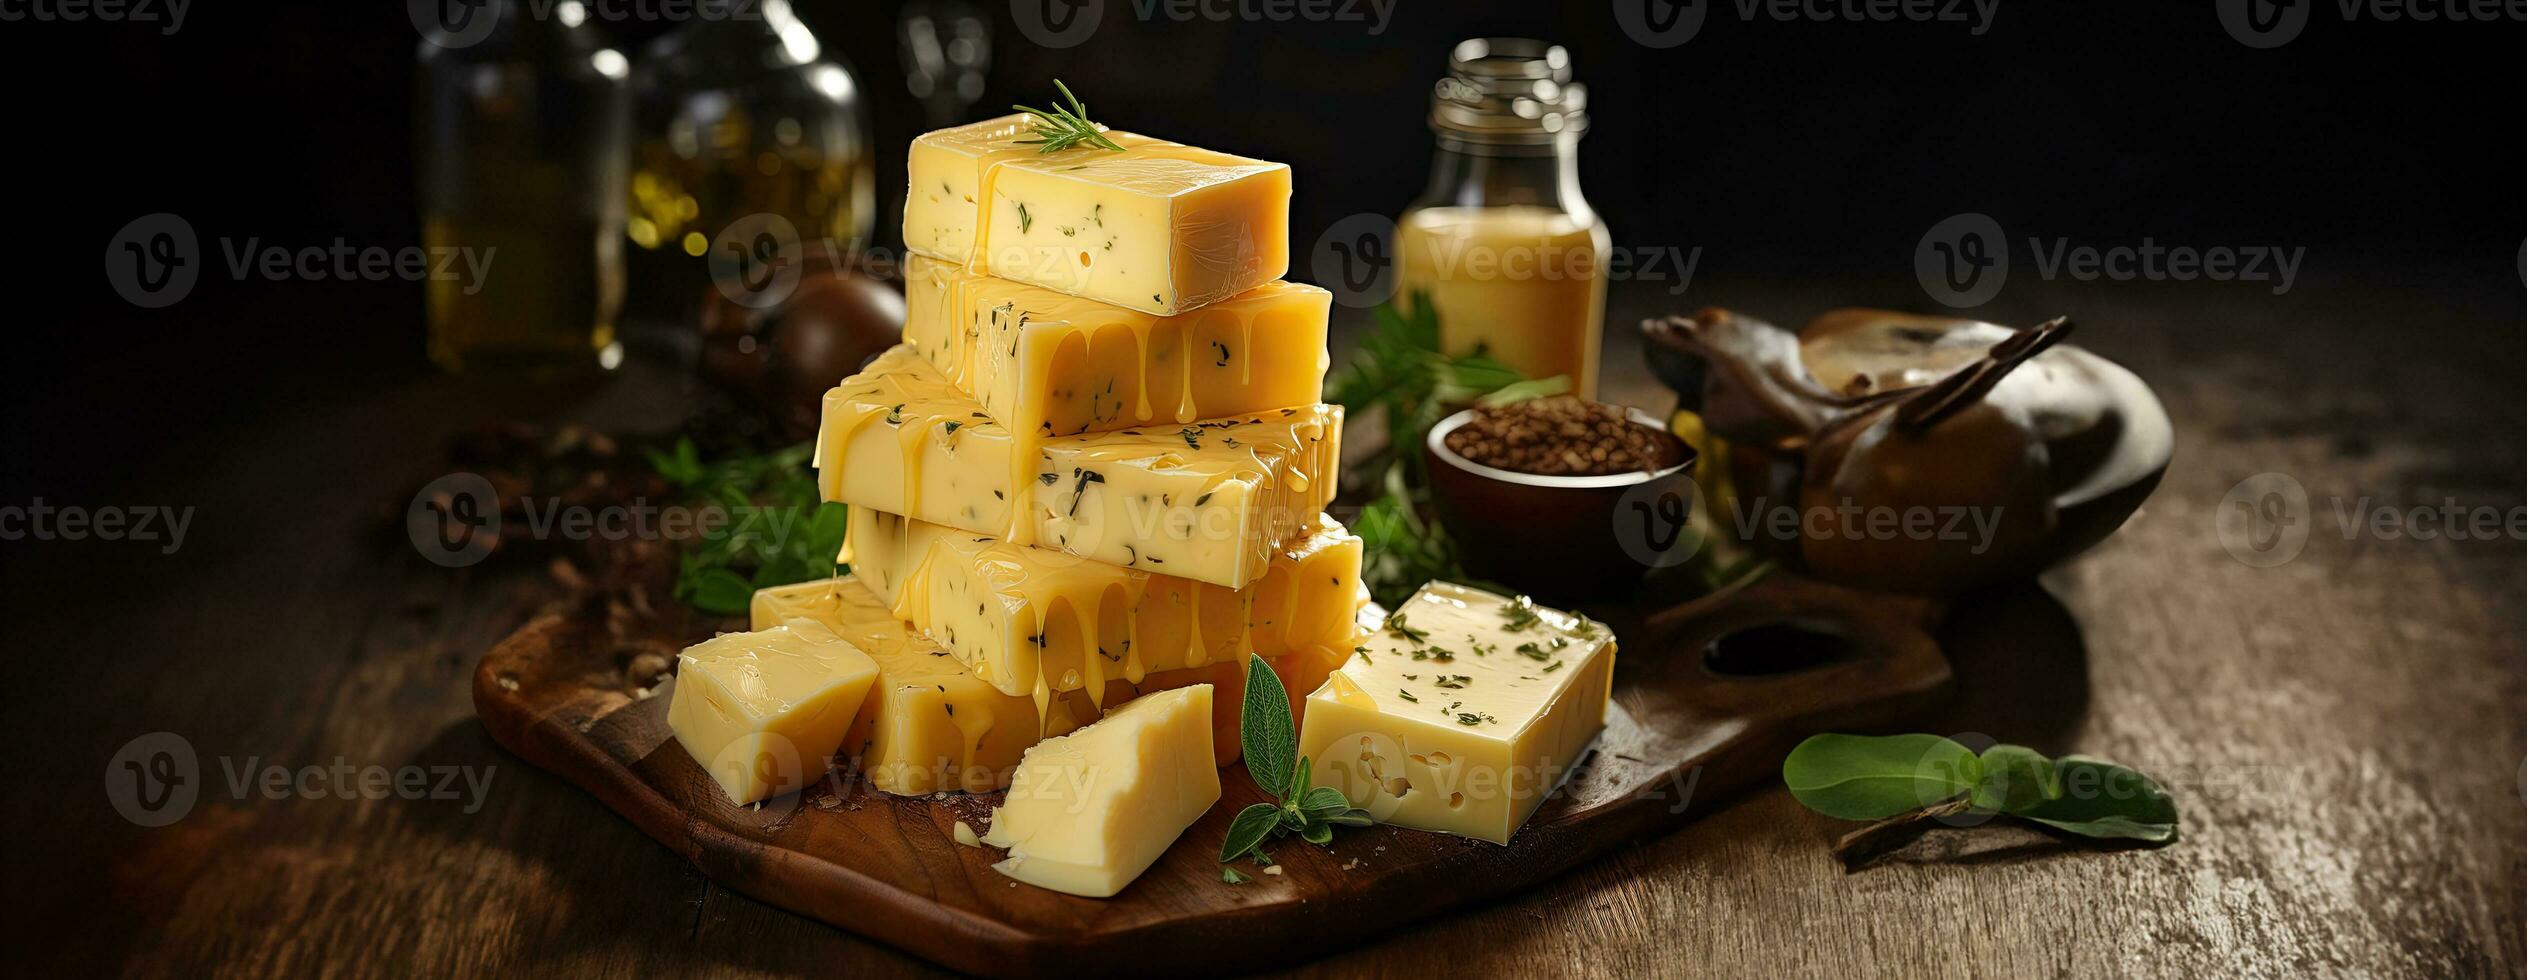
[473,573,1953,977]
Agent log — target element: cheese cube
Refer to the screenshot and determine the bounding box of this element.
[817,345,1341,588]
[666,620,881,806]
[905,115,1290,315]
[845,508,1364,707]
[902,254,1330,439]
[1295,583,1617,845]
[750,578,1248,788]
[981,685,1221,897]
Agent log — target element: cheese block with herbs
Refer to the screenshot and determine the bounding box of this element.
[904,115,1290,315]
[1295,583,1617,845]
[844,507,1365,711]
[816,344,1342,588]
[902,253,1330,440]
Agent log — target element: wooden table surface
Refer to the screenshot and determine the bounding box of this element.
[9,275,2523,978]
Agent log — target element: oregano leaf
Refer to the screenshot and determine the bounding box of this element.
[1300,821,1334,845]
[2014,755,2180,843]
[1219,803,1281,863]
[1971,744,2061,813]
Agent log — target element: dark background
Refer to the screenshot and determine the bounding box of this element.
[4,0,2523,500]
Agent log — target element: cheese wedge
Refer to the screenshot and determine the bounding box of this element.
[845,507,1364,711]
[901,254,1330,440]
[751,577,1249,780]
[981,685,1221,897]
[1295,583,1617,845]
[905,114,1290,315]
[666,619,881,806]
[817,345,1341,587]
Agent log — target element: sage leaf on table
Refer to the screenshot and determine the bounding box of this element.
[1219,654,1374,871]
[1783,734,2180,865]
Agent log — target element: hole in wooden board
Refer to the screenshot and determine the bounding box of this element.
[1703,620,1858,676]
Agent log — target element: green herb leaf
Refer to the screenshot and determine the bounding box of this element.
[1220,865,1250,884]
[1011,79,1126,154]
[1781,733,1982,821]
[1300,821,1334,845]
[1240,653,1296,803]
[1286,755,1313,804]
[1219,802,1282,864]
[2013,756,2180,842]
[1323,809,1375,828]
[1970,744,2061,813]
[1297,785,1352,817]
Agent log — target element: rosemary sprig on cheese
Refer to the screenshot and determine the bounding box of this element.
[1011,80,1125,154]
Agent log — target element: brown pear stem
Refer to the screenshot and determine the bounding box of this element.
[1891,316,2074,435]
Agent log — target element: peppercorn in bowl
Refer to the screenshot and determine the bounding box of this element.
[1424,397,1696,604]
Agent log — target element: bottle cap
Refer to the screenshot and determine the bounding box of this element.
[1429,38,1589,148]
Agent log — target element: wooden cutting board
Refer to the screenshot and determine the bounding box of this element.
[472,573,1952,977]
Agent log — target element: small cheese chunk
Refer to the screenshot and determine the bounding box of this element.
[845,508,1365,709]
[1295,583,1617,845]
[905,115,1290,315]
[751,577,1245,791]
[667,620,881,806]
[817,345,1342,588]
[982,685,1222,898]
[902,254,1330,439]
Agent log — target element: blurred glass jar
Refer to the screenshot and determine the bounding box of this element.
[1395,38,1608,399]
[628,0,874,268]
[415,0,630,375]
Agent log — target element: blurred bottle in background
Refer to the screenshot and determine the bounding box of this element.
[1396,39,1608,399]
[628,0,873,315]
[415,0,629,376]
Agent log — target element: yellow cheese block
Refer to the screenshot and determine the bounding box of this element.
[845,507,1365,711]
[981,684,1221,898]
[902,254,1330,439]
[905,114,1290,315]
[750,578,1248,789]
[666,619,881,806]
[1296,583,1617,845]
[816,344,1341,587]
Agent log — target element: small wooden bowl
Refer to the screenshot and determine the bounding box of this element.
[1423,407,1697,605]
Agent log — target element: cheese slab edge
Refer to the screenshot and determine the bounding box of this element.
[666,619,882,806]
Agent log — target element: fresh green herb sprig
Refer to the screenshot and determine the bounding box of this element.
[1781,734,2179,868]
[646,437,850,616]
[1219,655,1374,873]
[1012,80,1125,154]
